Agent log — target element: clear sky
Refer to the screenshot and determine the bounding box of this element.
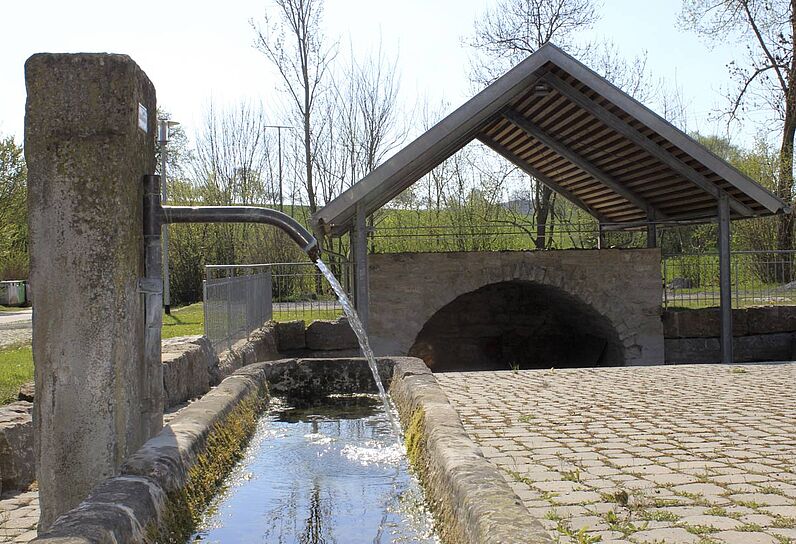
[0,0,760,147]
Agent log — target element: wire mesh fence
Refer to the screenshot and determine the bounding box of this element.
[662,250,796,309]
[203,261,350,354]
[268,261,350,322]
[204,265,272,354]
[369,221,652,252]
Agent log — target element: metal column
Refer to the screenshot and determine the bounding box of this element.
[646,217,657,248]
[353,202,370,331]
[142,174,164,434]
[718,194,733,364]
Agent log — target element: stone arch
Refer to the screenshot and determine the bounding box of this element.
[367,251,662,366]
[408,279,625,371]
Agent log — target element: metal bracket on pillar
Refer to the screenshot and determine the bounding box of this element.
[353,203,370,332]
[718,194,733,364]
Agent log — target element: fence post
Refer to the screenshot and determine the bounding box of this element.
[203,269,208,340]
[734,258,739,308]
[226,272,232,352]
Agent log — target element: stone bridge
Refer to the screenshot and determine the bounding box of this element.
[367,249,664,370]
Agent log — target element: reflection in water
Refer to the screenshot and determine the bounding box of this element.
[191,396,438,544]
[300,481,328,544]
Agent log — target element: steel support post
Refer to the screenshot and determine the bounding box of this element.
[159,120,171,314]
[646,218,657,248]
[142,174,164,434]
[718,194,733,364]
[353,202,370,331]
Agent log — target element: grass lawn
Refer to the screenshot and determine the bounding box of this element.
[272,307,342,323]
[0,305,27,312]
[0,302,344,403]
[0,344,33,404]
[162,302,205,339]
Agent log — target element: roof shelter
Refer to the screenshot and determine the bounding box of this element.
[312,43,790,365]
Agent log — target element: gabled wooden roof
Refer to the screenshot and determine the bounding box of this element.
[313,43,789,236]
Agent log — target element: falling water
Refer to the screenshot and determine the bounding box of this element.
[315,259,402,438]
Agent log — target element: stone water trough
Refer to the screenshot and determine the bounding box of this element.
[31,356,550,544]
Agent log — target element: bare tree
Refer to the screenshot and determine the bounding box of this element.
[192,101,271,206]
[467,0,599,85]
[353,42,405,175]
[252,0,336,215]
[466,0,657,249]
[680,0,796,251]
[191,101,273,264]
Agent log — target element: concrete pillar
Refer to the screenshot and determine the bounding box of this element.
[25,53,160,529]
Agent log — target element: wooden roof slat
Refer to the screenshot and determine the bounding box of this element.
[313,44,788,235]
[502,109,668,219]
[478,135,608,222]
[541,69,767,215]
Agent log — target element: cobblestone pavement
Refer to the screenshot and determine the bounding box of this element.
[0,490,38,543]
[437,363,796,544]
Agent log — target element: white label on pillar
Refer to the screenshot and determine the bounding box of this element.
[138,103,148,133]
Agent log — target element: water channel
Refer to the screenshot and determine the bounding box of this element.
[191,396,438,543]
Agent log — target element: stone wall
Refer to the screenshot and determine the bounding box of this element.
[663,306,796,363]
[390,358,552,543]
[274,317,359,357]
[369,250,665,367]
[0,402,34,494]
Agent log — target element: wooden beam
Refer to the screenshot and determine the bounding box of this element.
[502,108,670,220]
[542,72,755,217]
[478,134,610,223]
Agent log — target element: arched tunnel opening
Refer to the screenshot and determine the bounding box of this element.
[408,280,624,372]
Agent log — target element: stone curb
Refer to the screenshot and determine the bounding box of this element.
[390,358,553,544]
[31,365,268,543]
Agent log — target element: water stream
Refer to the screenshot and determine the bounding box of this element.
[191,396,438,543]
[315,259,402,438]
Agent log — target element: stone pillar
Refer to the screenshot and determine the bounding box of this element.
[25,54,160,529]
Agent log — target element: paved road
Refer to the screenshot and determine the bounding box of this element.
[0,309,32,349]
[437,363,796,544]
[0,309,31,327]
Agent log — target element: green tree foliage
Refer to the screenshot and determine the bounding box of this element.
[0,136,27,280]
[680,0,796,251]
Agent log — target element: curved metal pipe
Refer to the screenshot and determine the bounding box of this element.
[161,205,320,261]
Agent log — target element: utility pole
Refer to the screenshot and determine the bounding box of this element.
[265,125,293,212]
[158,117,179,314]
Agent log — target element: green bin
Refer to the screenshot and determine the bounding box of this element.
[0,281,27,306]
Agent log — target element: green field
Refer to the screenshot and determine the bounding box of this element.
[162,302,205,338]
[0,344,33,404]
[0,303,343,404]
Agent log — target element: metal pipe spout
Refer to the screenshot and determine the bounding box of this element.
[158,204,320,262]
